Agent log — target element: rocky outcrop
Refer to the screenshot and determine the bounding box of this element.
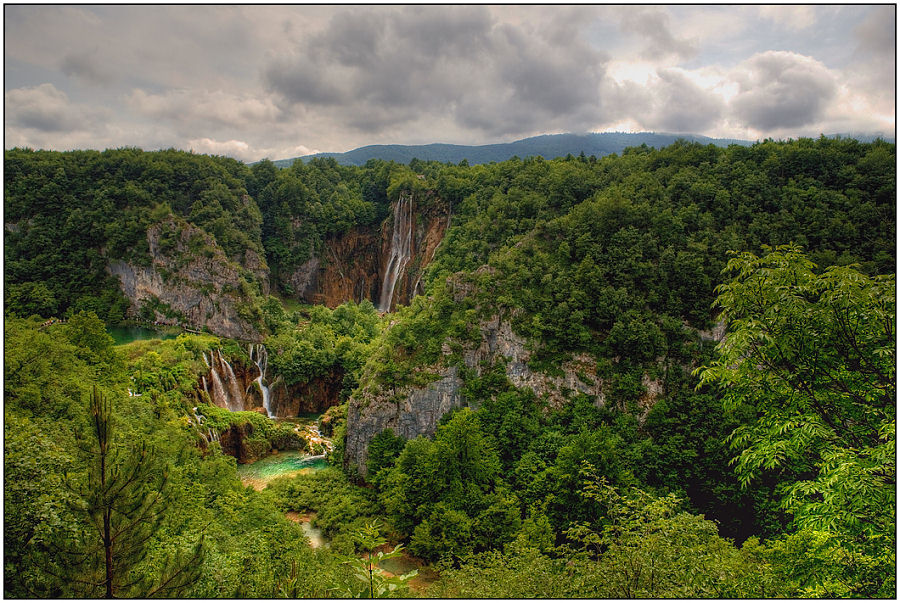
[218,422,270,464]
[312,229,383,307]
[346,366,465,475]
[108,217,265,340]
[345,313,608,477]
[285,191,450,310]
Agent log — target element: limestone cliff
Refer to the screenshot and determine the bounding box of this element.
[287,191,450,309]
[345,313,613,477]
[108,217,265,341]
[294,228,383,307]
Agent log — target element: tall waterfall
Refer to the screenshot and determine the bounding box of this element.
[249,343,272,418]
[378,192,414,313]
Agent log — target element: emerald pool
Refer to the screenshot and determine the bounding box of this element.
[237,451,328,490]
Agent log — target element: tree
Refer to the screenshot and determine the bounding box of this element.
[49,386,202,597]
[697,245,895,597]
[565,465,779,598]
[335,522,417,598]
[366,428,406,480]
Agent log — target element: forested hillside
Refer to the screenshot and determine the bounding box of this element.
[4,136,895,598]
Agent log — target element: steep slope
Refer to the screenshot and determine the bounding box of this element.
[343,137,896,477]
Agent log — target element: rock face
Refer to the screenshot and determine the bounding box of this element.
[345,314,609,477]
[268,371,344,418]
[108,217,265,341]
[218,422,270,464]
[308,229,384,307]
[286,192,450,309]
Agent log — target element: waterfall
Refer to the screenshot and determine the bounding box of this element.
[207,351,231,410]
[378,192,414,312]
[204,349,243,412]
[218,352,245,413]
[249,343,273,418]
[200,346,274,415]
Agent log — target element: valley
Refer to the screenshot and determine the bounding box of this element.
[4,137,895,598]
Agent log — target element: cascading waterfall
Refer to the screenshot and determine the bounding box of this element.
[218,352,245,412]
[200,346,273,416]
[249,343,273,418]
[206,352,233,410]
[202,349,244,412]
[378,192,414,312]
[190,407,220,444]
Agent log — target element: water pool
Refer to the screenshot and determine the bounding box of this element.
[237,450,328,490]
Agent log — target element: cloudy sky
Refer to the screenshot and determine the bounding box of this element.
[5,4,895,162]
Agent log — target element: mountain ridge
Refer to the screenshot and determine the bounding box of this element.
[271,132,750,167]
[268,131,895,167]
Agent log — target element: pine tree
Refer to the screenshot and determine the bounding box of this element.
[45,386,203,597]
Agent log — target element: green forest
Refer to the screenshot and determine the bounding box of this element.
[4,136,895,598]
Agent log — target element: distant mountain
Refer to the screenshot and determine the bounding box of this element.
[269,132,753,167]
[266,131,895,167]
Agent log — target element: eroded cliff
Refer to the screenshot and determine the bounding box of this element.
[344,312,627,477]
[109,217,266,341]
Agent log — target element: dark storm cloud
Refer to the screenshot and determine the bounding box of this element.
[263,6,609,138]
[730,51,837,130]
[620,8,697,61]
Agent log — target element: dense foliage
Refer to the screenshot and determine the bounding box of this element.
[5,136,895,598]
[5,148,264,322]
[698,246,895,597]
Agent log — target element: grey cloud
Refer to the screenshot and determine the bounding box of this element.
[6,83,85,132]
[644,69,723,133]
[60,51,112,85]
[848,7,895,115]
[853,6,895,59]
[126,89,282,130]
[621,9,697,61]
[730,51,837,130]
[263,6,609,139]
